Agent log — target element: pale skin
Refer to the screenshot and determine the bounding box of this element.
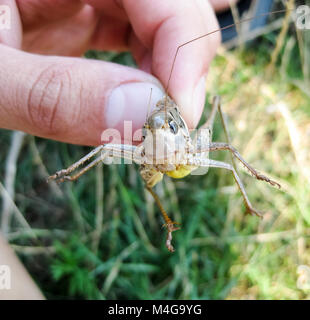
[0,0,232,145]
[0,0,237,298]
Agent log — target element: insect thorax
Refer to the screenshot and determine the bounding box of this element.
[140,96,198,187]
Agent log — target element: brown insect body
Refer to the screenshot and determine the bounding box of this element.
[140,95,197,188]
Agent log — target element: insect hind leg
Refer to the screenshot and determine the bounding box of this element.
[200,95,221,133]
[200,95,238,169]
[193,158,263,217]
[196,96,280,188]
[208,142,281,188]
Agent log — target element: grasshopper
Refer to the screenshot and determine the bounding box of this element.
[48,7,291,252]
[48,95,280,252]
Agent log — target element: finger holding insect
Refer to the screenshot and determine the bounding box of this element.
[126,0,221,129]
[0,43,164,146]
[86,0,221,129]
[0,0,22,48]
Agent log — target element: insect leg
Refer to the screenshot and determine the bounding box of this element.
[199,95,221,133]
[48,144,138,183]
[208,142,280,188]
[188,158,263,217]
[191,96,220,146]
[190,96,221,169]
[197,96,238,170]
[194,97,280,188]
[47,145,104,182]
[146,186,180,252]
[59,155,106,183]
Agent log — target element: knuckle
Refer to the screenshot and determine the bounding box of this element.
[26,63,77,136]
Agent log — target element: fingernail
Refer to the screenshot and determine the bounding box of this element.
[105,82,164,129]
[192,75,207,127]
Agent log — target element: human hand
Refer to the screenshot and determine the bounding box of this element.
[0,0,232,146]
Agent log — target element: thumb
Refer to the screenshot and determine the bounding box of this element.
[0,44,164,146]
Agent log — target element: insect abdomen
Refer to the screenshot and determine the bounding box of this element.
[165,165,196,179]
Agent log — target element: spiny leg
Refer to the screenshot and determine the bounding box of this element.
[200,95,221,132]
[190,96,221,163]
[61,146,138,182]
[208,142,281,188]
[198,95,238,170]
[56,154,106,183]
[194,96,280,188]
[191,96,220,147]
[198,96,232,147]
[146,186,180,252]
[188,158,264,217]
[48,144,138,183]
[47,145,104,182]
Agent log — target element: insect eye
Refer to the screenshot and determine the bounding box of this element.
[142,127,150,140]
[168,120,178,134]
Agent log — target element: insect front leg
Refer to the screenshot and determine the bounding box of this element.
[47,145,104,182]
[53,154,107,183]
[48,144,138,183]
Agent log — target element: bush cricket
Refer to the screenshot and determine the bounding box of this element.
[47,7,296,252]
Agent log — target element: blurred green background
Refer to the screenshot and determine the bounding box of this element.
[0,3,310,299]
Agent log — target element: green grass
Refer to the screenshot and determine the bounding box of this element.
[1,17,310,300]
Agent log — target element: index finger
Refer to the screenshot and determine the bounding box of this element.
[122,0,221,128]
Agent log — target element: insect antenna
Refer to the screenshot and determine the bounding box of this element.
[164,7,294,105]
[145,87,153,124]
